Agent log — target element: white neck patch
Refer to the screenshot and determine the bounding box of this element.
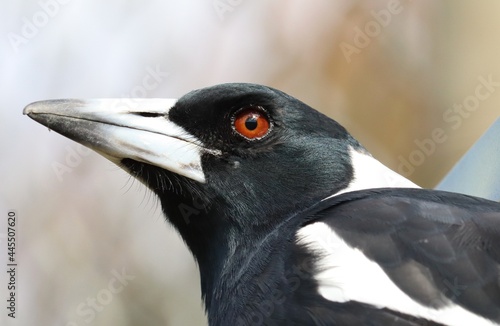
[326,147,419,200]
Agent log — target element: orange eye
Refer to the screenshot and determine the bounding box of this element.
[233,107,271,140]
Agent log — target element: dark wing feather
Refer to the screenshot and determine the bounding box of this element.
[309,188,500,322]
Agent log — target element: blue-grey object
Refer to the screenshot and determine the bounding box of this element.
[436,118,500,201]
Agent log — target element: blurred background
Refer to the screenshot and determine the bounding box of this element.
[1,1,500,325]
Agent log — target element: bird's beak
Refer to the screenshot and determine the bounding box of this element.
[23,98,207,183]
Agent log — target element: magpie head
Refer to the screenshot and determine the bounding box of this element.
[143,84,363,236]
[24,82,363,296]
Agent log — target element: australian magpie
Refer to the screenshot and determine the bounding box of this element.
[24,83,500,325]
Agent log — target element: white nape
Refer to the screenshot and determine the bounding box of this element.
[326,147,419,200]
[296,222,497,326]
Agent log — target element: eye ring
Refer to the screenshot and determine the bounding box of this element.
[232,106,272,140]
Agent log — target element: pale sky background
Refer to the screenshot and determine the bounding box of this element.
[1,1,500,325]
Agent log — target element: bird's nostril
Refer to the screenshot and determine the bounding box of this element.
[132,112,163,118]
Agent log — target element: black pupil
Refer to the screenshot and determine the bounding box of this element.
[245,115,258,130]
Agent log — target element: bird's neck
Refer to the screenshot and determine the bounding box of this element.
[157,187,336,324]
[193,214,310,325]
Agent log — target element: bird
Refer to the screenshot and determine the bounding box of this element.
[24,83,500,326]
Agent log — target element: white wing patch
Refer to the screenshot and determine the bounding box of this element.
[296,222,497,326]
[326,148,419,199]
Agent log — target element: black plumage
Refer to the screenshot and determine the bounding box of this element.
[24,83,500,325]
